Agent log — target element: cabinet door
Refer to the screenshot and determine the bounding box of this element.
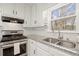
[37,41,71,56]
[36,6,45,27]
[36,47,51,56]
[23,6,31,27]
[31,5,45,27]
[2,4,15,17]
[28,39,37,56]
[31,5,38,27]
[15,4,25,19]
[49,47,71,56]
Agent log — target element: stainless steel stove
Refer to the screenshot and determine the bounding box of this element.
[0,30,27,56]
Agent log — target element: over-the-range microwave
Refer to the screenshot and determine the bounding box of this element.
[1,16,24,30]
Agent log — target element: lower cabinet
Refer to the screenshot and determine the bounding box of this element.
[27,39,37,56]
[36,47,51,56]
[27,39,51,56]
[27,39,72,56]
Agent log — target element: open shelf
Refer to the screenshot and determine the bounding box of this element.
[51,14,76,21]
[52,30,78,33]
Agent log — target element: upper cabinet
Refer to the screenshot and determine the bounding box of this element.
[23,5,32,27]
[30,4,45,27]
[1,4,25,19]
[30,4,38,27]
[23,4,45,27]
[1,4,15,17]
[15,4,25,19]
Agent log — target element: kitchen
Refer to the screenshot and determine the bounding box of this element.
[0,3,79,56]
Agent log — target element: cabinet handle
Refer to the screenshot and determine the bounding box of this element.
[34,50,35,54]
[16,11,17,15]
[13,10,14,14]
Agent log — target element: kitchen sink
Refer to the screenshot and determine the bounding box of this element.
[43,38,59,44]
[43,37,76,48]
[57,41,76,48]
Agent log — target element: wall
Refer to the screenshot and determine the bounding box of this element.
[24,3,79,43]
[24,27,79,43]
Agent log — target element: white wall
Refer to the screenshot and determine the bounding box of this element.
[23,3,79,43]
[36,3,57,11]
[24,28,79,43]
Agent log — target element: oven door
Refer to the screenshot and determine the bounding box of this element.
[2,44,14,56]
[3,46,14,56]
[2,41,27,56]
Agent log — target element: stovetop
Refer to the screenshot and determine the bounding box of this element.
[1,34,27,42]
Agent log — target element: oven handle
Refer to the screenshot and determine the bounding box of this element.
[1,40,27,48]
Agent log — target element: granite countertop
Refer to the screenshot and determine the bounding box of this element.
[27,34,79,56]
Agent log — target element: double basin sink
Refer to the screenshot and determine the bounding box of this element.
[43,38,76,48]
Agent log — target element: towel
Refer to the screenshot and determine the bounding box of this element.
[14,43,20,55]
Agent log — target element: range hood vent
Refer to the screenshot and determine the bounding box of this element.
[2,16,24,24]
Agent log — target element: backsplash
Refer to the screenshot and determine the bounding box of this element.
[24,28,79,43]
[60,32,79,43]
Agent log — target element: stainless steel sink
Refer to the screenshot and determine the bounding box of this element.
[43,38,59,44]
[57,41,76,48]
[43,38,76,48]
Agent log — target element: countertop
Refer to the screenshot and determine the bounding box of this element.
[27,34,79,56]
[0,34,79,56]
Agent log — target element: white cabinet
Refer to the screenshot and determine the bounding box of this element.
[27,39,37,56]
[1,4,25,19]
[30,4,45,27]
[43,9,52,32]
[23,6,31,27]
[14,4,25,19]
[28,39,72,56]
[36,47,51,56]
[24,4,45,27]
[27,39,51,56]
[1,4,15,17]
[37,40,72,56]
[36,5,45,27]
[30,5,37,27]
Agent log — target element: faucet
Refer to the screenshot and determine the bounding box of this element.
[58,30,63,40]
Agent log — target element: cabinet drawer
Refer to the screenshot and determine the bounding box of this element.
[37,42,53,54]
[36,47,52,56]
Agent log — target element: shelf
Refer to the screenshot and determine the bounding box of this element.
[52,30,79,33]
[51,14,76,21]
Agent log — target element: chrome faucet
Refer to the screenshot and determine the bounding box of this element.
[58,30,63,40]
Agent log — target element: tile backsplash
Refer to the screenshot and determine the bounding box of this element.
[60,32,79,43]
[24,28,79,43]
